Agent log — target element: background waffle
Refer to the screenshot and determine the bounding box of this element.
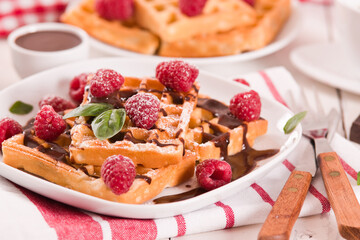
[70,76,199,169]
[158,0,291,57]
[185,94,268,161]
[134,0,257,42]
[61,0,160,54]
[2,133,196,204]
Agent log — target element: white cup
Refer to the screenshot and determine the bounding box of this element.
[334,0,360,78]
[8,23,89,78]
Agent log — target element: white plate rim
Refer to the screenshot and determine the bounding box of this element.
[0,58,302,219]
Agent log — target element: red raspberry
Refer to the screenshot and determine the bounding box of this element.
[155,61,198,92]
[233,78,250,87]
[229,90,261,122]
[39,95,76,112]
[90,69,124,98]
[125,93,160,129]
[95,0,134,20]
[69,73,89,103]
[101,155,136,195]
[0,117,22,149]
[196,159,232,191]
[179,0,207,17]
[34,105,66,141]
[243,0,255,7]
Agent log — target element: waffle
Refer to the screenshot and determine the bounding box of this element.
[69,76,199,169]
[158,0,291,57]
[61,0,160,54]
[185,94,268,161]
[2,133,196,204]
[134,0,257,42]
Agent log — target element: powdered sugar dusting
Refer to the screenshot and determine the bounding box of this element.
[0,117,22,149]
[34,105,67,141]
[229,90,261,121]
[39,95,76,112]
[125,92,160,129]
[90,69,124,98]
[156,60,198,92]
[101,155,136,195]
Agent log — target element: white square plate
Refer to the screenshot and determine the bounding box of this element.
[0,58,301,219]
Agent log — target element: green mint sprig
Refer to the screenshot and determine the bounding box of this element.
[63,103,126,140]
[63,103,113,119]
[9,101,33,115]
[283,111,307,134]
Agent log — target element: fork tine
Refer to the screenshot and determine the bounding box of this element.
[285,90,298,112]
[299,87,311,113]
[313,87,326,119]
[285,89,308,112]
[299,87,317,123]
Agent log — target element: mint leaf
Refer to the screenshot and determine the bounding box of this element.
[283,111,307,134]
[357,172,360,186]
[63,103,113,119]
[9,101,33,115]
[91,109,126,140]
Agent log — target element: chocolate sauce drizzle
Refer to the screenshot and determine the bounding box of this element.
[88,84,199,150]
[135,175,152,184]
[153,188,206,204]
[22,118,72,165]
[153,98,279,204]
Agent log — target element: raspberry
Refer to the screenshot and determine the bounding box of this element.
[196,159,232,191]
[125,93,160,129]
[0,117,22,149]
[229,90,261,122]
[233,78,250,87]
[39,95,76,112]
[179,0,207,17]
[34,105,66,141]
[90,69,124,98]
[101,155,136,195]
[69,73,89,103]
[242,0,255,7]
[95,0,134,20]
[155,61,198,92]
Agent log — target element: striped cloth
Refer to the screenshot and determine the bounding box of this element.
[0,0,68,37]
[1,66,359,239]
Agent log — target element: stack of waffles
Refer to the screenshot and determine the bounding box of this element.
[2,73,269,204]
[61,0,291,57]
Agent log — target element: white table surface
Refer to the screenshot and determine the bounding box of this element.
[0,2,359,240]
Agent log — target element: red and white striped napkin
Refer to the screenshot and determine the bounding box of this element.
[0,0,69,37]
[1,66,359,239]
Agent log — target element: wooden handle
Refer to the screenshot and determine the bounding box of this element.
[318,152,360,240]
[258,170,312,240]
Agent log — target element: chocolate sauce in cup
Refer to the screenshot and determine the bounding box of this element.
[8,23,89,78]
[15,31,82,52]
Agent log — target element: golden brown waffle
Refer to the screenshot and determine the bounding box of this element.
[2,133,196,204]
[134,0,256,42]
[61,0,160,54]
[158,0,291,57]
[70,76,199,169]
[185,94,268,161]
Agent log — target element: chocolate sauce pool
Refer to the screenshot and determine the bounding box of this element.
[153,98,279,204]
[15,31,81,52]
